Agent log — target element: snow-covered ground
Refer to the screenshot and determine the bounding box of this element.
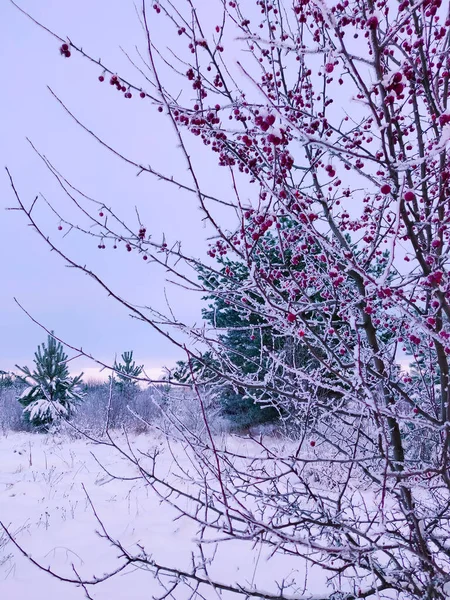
[0,432,328,600]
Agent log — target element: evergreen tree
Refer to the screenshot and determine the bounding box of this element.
[112,351,143,392]
[107,351,144,428]
[175,225,319,429]
[16,334,84,430]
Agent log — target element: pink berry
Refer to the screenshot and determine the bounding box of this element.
[381,184,391,194]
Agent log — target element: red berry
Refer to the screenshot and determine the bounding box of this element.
[310,440,316,447]
[140,91,146,98]
[99,75,105,82]
[413,407,419,414]
[143,255,148,260]
[366,16,378,30]
[287,312,296,323]
[380,184,391,194]
[158,106,163,112]
[58,225,63,230]
[404,190,415,202]
[61,44,69,52]
[324,63,334,74]
[99,212,104,217]
[64,51,71,58]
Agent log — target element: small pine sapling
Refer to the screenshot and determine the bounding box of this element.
[16,334,84,430]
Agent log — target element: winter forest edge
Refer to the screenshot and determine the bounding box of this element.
[2,0,450,598]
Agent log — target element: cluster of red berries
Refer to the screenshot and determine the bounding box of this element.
[425,270,444,286]
[325,164,336,178]
[386,72,405,99]
[439,112,450,127]
[60,43,71,58]
[267,133,283,146]
[409,334,421,346]
[100,74,146,99]
[254,113,276,132]
[138,227,146,240]
[109,75,127,93]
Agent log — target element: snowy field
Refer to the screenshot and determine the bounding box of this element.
[0,432,328,600]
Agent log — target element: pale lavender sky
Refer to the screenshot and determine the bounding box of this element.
[1,0,233,379]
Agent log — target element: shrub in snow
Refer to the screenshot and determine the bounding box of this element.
[16,335,84,430]
[0,370,15,389]
[0,382,27,432]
